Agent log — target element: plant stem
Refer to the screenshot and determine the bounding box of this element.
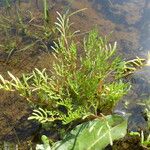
[43,0,49,23]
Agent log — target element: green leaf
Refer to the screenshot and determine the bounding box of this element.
[36,135,51,150]
[52,115,127,150]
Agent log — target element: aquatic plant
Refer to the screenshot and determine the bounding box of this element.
[0,11,130,127]
[130,131,150,149]
[116,56,145,79]
[52,114,127,150]
[43,0,49,23]
[4,0,11,9]
[0,2,55,59]
[36,114,127,150]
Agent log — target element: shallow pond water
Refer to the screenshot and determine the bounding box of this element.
[0,0,150,149]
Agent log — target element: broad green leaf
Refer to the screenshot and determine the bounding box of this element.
[52,115,127,150]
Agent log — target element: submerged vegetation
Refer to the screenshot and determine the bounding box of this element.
[0,1,149,149]
[0,0,55,61]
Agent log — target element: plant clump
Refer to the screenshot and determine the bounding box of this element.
[0,11,130,128]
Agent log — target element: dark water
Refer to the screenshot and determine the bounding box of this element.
[0,0,150,147]
[94,0,150,55]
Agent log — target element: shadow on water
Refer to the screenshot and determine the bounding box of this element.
[0,0,150,148]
